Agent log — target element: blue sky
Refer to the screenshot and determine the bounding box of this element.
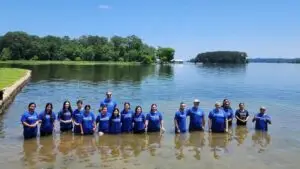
[0,0,299,59]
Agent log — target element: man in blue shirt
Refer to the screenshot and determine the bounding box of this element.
[72,100,84,134]
[208,102,228,133]
[174,102,187,133]
[187,99,205,132]
[252,106,271,131]
[100,91,117,116]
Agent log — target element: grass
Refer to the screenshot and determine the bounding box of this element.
[0,68,27,90]
[0,60,141,66]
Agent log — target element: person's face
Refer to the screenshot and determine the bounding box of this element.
[106,93,112,99]
[85,107,90,113]
[260,108,266,113]
[113,109,119,116]
[29,104,36,111]
[125,104,130,109]
[64,102,70,109]
[102,108,107,114]
[151,105,157,112]
[180,104,186,110]
[136,107,142,114]
[46,105,52,112]
[215,104,221,109]
[239,104,245,110]
[224,101,230,108]
[77,103,82,109]
[194,102,200,107]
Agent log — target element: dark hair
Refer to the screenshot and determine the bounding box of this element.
[44,103,55,123]
[84,104,91,110]
[124,102,130,106]
[99,105,107,112]
[239,103,244,106]
[150,104,157,112]
[62,100,73,113]
[112,108,120,117]
[135,106,142,113]
[28,102,36,108]
[180,102,185,105]
[222,99,230,107]
[76,100,83,105]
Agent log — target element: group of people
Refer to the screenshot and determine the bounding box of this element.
[20,91,272,139]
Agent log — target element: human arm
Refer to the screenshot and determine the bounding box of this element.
[202,111,206,128]
[225,118,228,132]
[159,113,165,132]
[174,113,180,133]
[208,112,212,132]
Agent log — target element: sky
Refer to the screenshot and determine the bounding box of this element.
[0,0,299,59]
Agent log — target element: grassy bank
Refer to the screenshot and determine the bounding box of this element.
[0,60,141,66]
[0,68,27,90]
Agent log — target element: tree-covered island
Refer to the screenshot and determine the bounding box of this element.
[191,51,248,64]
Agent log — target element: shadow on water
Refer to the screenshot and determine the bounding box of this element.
[195,63,247,76]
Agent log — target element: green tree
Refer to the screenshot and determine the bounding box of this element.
[157,47,175,63]
[0,48,12,60]
[193,51,248,64]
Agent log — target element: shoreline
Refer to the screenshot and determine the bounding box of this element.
[0,70,31,114]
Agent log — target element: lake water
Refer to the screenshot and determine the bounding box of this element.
[0,63,300,169]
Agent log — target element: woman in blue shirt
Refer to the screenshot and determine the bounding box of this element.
[222,99,234,126]
[145,104,165,133]
[121,102,134,133]
[80,105,96,135]
[252,106,271,131]
[57,101,73,132]
[174,102,187,134]
[133,106,146,134]
[20,102,39,139]
[96,106,110,136]
[208,102,228,133]
[39,103,56,136]
[109,108,122,134]
[72,100,83,134]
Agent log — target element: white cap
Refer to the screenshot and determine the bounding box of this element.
[194,99,200,103]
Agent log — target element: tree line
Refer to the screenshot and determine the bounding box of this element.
[0,31,175,64]
[248,58,300,63]
[191,51,248,64]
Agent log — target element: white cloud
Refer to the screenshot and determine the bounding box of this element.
[98,5,111,9]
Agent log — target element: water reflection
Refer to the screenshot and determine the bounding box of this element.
[22,139,39,168]
[146,133,163,156]
[174,133,189,160]
[188,132,205,160]
[252,131,271,153]
[234,126,249,146]
[38,136,56,164]
[208,133,231,159]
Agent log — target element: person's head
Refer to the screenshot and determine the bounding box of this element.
[260,106,266,113]
[179,102,186,111]
[239,103,245,110]
[193,99,200,107]
[45,103,53,113]
[124,102,130,110]
[113,108,120,117]
[150,104,158,112]
[84,105,91,113]
[28,102,36,112]
[76,100,83,109]
[215,102,221,109]
[100,106,107,115]
[106,91,112,99]
[223,99,230,108]
[62,101,72,112]
[135,106,142,114]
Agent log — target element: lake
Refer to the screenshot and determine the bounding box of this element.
[0,63,299,169]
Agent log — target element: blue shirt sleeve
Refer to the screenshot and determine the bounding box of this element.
[146,113,150,121]
[57,111,62,120]
[38,113,43,121]
[96,115,100,124]
[20,113,27,123]
[159,113,163,121]
[174,112,179,120]
[52,113,56,120]
[142,114,146,123]
[186,109,191,116]
[92,113,95,123]
[208,111,213,119]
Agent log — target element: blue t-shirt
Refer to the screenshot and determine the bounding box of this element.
[146,112,163,132]
[223,107,234,120]
[72,108,83,133]
[174,110,187,133]
[133,113,146,132]
[187,107,205,130]
[100,98,117,116]
[109,116,122,134]
[121,109,134,132]
[209,109,227,132]
[81,112,95,134]
[38,111,56,133]
[58,110,73,130]
[20,111,39,137]
[96,113,110,133]
[254,113,271,131]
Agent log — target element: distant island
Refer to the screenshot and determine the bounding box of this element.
[0,31,175,64]
[248,58,300,63]
[190,51,248,64]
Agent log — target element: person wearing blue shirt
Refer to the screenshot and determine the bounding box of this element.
[80,105,96,135]
[39,103,56,136]
[20,102,39,139]
[187,99,205,132]
[174,102,187,133]
[222,99,234,126]
[208,102,228,133]
[133,106,146,133]
[145,104,165,133]
[252,106,271,131]
[100,91,117,116]
[109,108,122,134]
[57,101,73,132]
[96,106,110,136]
[72,100,84,134]
[121,102,134,133]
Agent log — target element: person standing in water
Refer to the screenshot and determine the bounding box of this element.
[252,106,271,132]
[96,106,110,136]
[208,102,228,133]
[39,103,56,136]
[222,99,234,126]
[187,99,205,132]
[121,102,134,133]
[80,105,96,135]
[109,108,122,134]
[72,100,84,134]
[58,101,73,132]
[174,102,187,134]
[132,106,146,134]
[21,102,39,139]
[100,91,117,116]
[145,104,165,133]
[235,103,250,126]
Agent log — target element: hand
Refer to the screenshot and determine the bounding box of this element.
[145,127,148,133]
[98,132,104,136]
[161,127,166,133]
[225,128,228,133]
[177,129,180,133]
[209,129,212,132]
[81,131,84,135]
[93,127,96,132]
